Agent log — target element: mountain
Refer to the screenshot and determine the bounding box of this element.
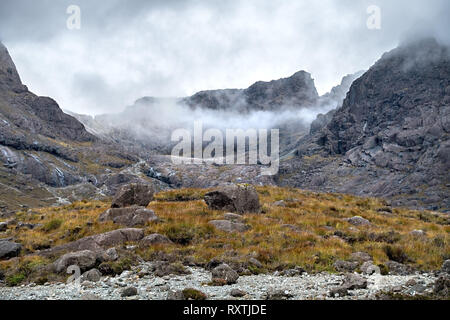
[279,38,450,212]
[0,42,153,214]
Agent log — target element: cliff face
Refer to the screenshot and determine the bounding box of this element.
[183,71,319,112]
[279,38,450,212]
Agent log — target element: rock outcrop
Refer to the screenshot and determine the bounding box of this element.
[204,184,260,213]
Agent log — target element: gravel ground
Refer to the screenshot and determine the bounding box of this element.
[0,263,438,300]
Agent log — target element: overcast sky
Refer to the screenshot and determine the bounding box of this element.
[0,0,449,115]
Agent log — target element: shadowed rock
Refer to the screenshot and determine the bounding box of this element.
[53,250,97,273]
[140,234,173,246]
[99,207,158,227]
[204,184,260,213]
[209,220,251,233]
[111,184,155,208]
[0,240,22,260]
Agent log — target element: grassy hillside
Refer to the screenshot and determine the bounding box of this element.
[1,186,449,286]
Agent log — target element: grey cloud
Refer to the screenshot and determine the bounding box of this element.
[0,0,449,115]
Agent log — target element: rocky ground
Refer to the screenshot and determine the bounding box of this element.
[0,262,442,300]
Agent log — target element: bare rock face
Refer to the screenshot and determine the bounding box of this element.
[111,184,155,208]
[204,184,260,213]
[99,207,158,227]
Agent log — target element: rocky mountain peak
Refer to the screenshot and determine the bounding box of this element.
[0,42,23,90]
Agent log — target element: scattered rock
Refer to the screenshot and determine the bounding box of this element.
[15,222,40,230]
[345,216,371,226]
[151,261,191,277]
[204,184,260,213]
[167,288,207,300]
[230,289,247,297]
[140,234,173,246]
[101,247,119,262]
[111,183,154,208]
[248,258,263,269]
[121,286,138,297]
[208,220,250,233]
[0,241,22,260]
[79,293,102,300]
[334,260,359,273]
[211,264,239,285]
[433,274,450,296]
[329,286,349,297]
[53,250,97,273]
[280,266,306,277]
[82,268,101,282]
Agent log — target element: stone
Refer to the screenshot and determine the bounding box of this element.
[79,293,102,300]
[111,183,154,208]
[53,250,97,273]
[41,228,145,255]
[204,184,260,213]
[151,261,191,277]
[82,268,101,282]
[433,274,450,296]
[386,261,415,276]
[273,200,286,207]
[223,213,244,222]
[350,252,372,263]
[264,289,293,300]
[208,220,250,233]
[211,264,239,285]
[0,222,7,232]
[0,241,22,260]
[442,259,450,274]
[329,286,349,297]
[230,289,247,297]
[410,230,427,238]
[102,247,119,262]
[343,273,368,290]
[140,234,173,246]
[249,258,263,269]
[345,216,371,226]
[121,286,138,297]
[360,261,379,275]
[99,207,158,227]
[167,290,185,300]
[333,260,359,273]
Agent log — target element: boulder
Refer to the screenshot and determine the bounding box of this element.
[99,207,158,227]
[433,274,450,296]
[273,200,286,207]
[442,259,450,274]
[385,261,415,276]
[345,216,371,226]
[101,247,119,262]
[151,261,191,277]
[204,184,260,213]
[140,234,173,246]
[121,286,138,297]
[82,268,101,282]
[0,240,22,260]
[333,260,359,273]
[54,250,97,273]
[111,183,154,208]
[223,213,245,222]
[230,289,247,297]
[349,252,372,263]
[0,222,7,232]
[208,220,251,233]
[167,288,207,300]
[264,289,293,300]
[360,261,379,275]
[42,228,144,255]
[343,273,368,290]
[211,264,239,285]
[410,230,427,238]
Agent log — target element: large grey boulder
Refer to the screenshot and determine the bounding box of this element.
[82,268,102,282]
[442,260,450,274]
[208,220,251,233]
[211,264,239,285]
[0,240,22,260]
[204,184,260,213]
[54,250,97,273]
[345,216,371,226]
[111,184,154,208]
[41,228,144,255]
[99,207,158,227]
[333,260,359,273]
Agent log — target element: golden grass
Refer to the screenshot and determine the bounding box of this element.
[1,186,449,277]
